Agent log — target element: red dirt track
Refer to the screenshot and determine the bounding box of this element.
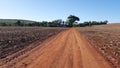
[1,28,112,68]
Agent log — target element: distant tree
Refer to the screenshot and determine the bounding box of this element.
[83,22,89,25]
[79,23,86,27]
[1,23,7,26]
[88,21,92,26]
[8,24,12,26]
[15,20,24,26]
[103,20,108,24]
[49,19,63,27]
[80,20,108,27]
[91,21,98,25]
[40,21,48,27]
[62,21,65,27]
[32,22,40,26]
[27,23,33,26]
[67,15,80,27]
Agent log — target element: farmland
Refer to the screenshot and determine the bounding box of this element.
[78,24,120,67]
[0,24,120,68]
[0,27,66,64]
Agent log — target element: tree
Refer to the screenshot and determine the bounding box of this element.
[0,23,7,26]
[49,19,63,27]
[40,21,48,27]
[15,20,24,26]
[103,20,108,24]
[67,15,80,27]
[32,22,40,26]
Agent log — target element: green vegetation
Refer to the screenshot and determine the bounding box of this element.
[66,15,80,27]
[79,20,108,27]
[0,23,7,26]
[0,15,108,27]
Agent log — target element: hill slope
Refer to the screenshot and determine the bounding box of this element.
[0,19,37,24]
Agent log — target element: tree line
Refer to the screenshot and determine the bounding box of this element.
[79,20,108,27]
[0,15,108,27]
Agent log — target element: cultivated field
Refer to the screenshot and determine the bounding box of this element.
[78,24,120,68]
[0,24,119,68]
[0,27,66,65]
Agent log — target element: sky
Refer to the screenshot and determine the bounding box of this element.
[0,0,120,23]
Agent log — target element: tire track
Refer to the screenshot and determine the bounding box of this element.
[1,28,113,68]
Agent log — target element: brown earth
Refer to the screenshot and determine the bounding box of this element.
[78,24,120,68]
[0,27,64,59]
[0,28,112,68]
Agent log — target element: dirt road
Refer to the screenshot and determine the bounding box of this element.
[1,28,112,68]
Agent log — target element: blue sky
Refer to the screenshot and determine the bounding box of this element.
[0,0,120,23]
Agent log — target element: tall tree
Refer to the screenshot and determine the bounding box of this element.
[67,15,80,27]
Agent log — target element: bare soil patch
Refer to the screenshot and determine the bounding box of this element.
[78,24,120,68]
[0,27,66,65]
